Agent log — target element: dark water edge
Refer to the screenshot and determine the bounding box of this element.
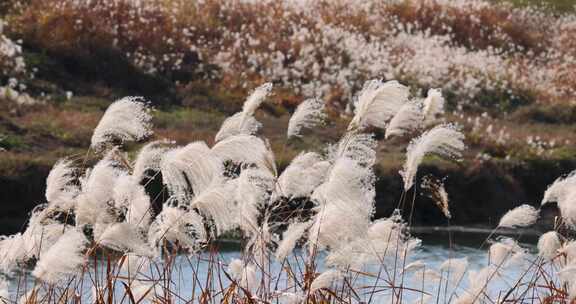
[0,157,574,235]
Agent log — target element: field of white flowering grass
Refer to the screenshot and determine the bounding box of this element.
[0,1,575,303]
[0,81,575,304]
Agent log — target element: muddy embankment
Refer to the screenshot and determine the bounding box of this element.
[0,158,574,236]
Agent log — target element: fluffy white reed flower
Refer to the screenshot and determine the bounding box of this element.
[119,253,150,278]
[558,264,576,300]
[279,292,304,304]
[400,123,465,190]
[45,159,78,208]
[489,238,524,267]
[322,213,416,269]
[348,79,409,131]
[227,258,244,279]
[385,99,424,139]
[403,260,426,273]
[559,241,576,263]
[0,233,27,272]
[556,190,576,228]
[276,152,329,199]
[147,204,206,253]
[457,265,498,304]
[215,112,262,142]
[212,135,275,173]
[113,175,152,229]
[537,231,561,260]
[32,229,88,284]
[22,223,68,259]
[541,170,576,205]
[331,132,377,166]
[227,259,258,292]
[236,168,275,236]
[440,257,468,286]
[160,141,223,199]
[312,156,375,214]
[97,222,153,257]
[91,97,152,150]
[242,82,273,117]
[75,156,124,227]
[287,97,326,138]
[498,204,539,228]
[308,204,372,267]
[413,268,442,283]
[310,269,342,292]
[190,180,238,236]
[422,88,445,126]
[275,221,312,261]
[132,140,172,181]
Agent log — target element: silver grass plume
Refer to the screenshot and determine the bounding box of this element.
[324,212,419,269]
[113,174,152,229]
[421,175,451,219]
[541,170,576,205]
[32,229,88,284]
[75,155,124,227]
[190,180,238,236]
[275,221,312,261]
[119,253,150,278]
[215,83,271,142]
[557,190,576,228]
[403,260,426,273]
[45,158,79,209]
[456,265,498,304]
[310,269,342,292]
[287,97,326,139]
[312,156,375,214]
[498,204,539,228]
[439,257,468,286]
[537,231,561,260]
[147,202,207,253]
[422,88,445,126]
[276,152,330,199]
[160,141,223,199]
[22,222,68,260]
[228,259,258,292]
[331,132,377,167]
[0,234,28,272]
[91,97,152,150]
[348,79,409,131]
[236,168,275,236]
[97,222,153,256]
[215,112,262,143]
[488,237,525,267]
[385,99,424,139]
[132,139,172,181]
[400,123,465,191]
[212,135,274,173]
[242,82,273,117]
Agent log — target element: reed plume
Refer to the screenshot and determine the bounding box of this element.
[91,97,152,150]
[287,97,326,139]
[498,204,539,228]
[400,124,465,191]
[348,79,409,131]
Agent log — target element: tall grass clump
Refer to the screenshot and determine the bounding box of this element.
[0,79,574,303]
